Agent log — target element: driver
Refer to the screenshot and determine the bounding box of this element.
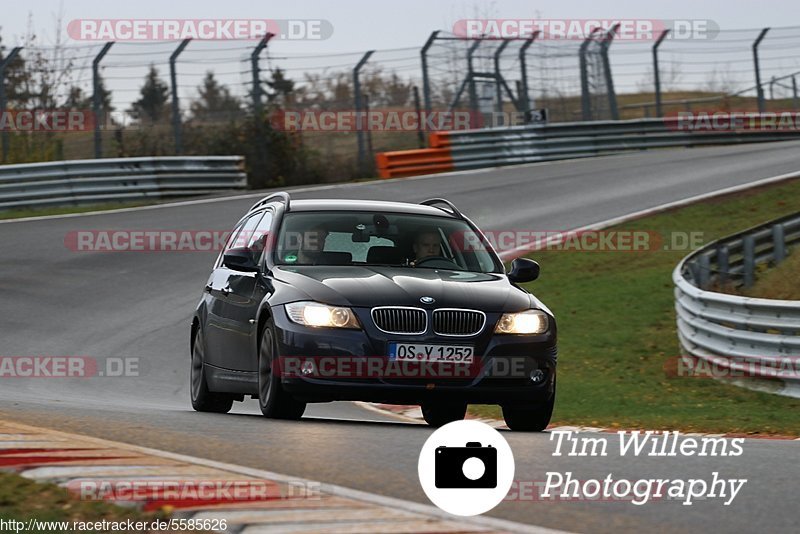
[297,224,329,265]
[412,230,442,263]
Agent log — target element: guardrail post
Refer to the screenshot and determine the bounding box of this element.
[599,24,620,120]
[353,50,374,175]
[653,30,670,118]
[698,254,711,290]
[743,234,756,287]
[579,28,600,121]
[0,46,22,163]
[91,43,114,159]
[717,245,730,287]
[519,33,538,120]
[772,224,786,264]
[420,30,439,115]
[753,28,770,114]
[169,39,191,155]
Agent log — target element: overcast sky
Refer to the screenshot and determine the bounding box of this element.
[2,0,797,52]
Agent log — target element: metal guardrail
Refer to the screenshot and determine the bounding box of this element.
[377,116,800,177]
[0,156,247,211]
[673,211,800,397]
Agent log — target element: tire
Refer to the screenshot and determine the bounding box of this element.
[502,379,556,432]
[190,325,234,413]
[421,402,467,428]
[258,323,306,420]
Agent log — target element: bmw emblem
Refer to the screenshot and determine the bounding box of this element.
[420,296,435,304]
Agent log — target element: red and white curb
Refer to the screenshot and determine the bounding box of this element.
[0,420,566,533]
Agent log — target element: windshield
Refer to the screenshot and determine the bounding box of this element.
[274,211,502,273]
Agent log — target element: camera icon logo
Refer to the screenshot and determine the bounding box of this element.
[418,421,515,516]
[435,442,497,489]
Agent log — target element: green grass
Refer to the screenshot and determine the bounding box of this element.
[470,179,800,435]
[0,201,161,221]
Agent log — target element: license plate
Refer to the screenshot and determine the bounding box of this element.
[388,343,474,363]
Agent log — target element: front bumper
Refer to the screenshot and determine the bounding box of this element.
[272,305,557,406]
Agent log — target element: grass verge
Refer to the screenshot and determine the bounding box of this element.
[470,178,800,435]
[0,201,161,221]
[0,472,204,533]
[740,247,800,300]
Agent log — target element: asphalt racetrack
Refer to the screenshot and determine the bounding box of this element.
[2,142,800,532]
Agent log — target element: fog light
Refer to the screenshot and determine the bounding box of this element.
[301,360,316,376]
[529,369,545,384]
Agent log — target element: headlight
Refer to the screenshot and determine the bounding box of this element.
[494,310,549,334]
[285,302,360,329]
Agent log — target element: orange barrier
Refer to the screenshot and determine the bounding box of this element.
[427,131,453,148]
[375,146,453,178]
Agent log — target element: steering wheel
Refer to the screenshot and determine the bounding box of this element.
[414,256,461,269]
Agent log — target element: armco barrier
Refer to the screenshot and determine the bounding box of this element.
[375,147,452,178]
[0,156,247,211]
[377,116,800,178]
[673,211,800,397]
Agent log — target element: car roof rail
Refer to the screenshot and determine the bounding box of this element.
[249,191,291,212]
[419,198,464,219]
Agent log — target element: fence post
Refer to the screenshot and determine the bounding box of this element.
[0,46,22,163]
[653,29,670,118]
[753,28,770,114]
[519,33,538,119]
[599,24,620,120]
[170,39,191,155]
[90,43,113,159]
[493,40,510,113]
[413,85,425,148]
[467,39,482,115]
[420,30,439,115]
[579,28,600,121]
[353,50,374,175]
[250,33,273,116]
[793,76,798,111]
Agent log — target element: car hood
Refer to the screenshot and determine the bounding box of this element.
[272,265,533,311]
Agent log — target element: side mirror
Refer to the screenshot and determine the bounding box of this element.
[222,247,259,272]
[507,258,540,283]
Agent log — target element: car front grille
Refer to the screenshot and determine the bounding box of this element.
[371,307,427,335]
[432,309,486,336]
